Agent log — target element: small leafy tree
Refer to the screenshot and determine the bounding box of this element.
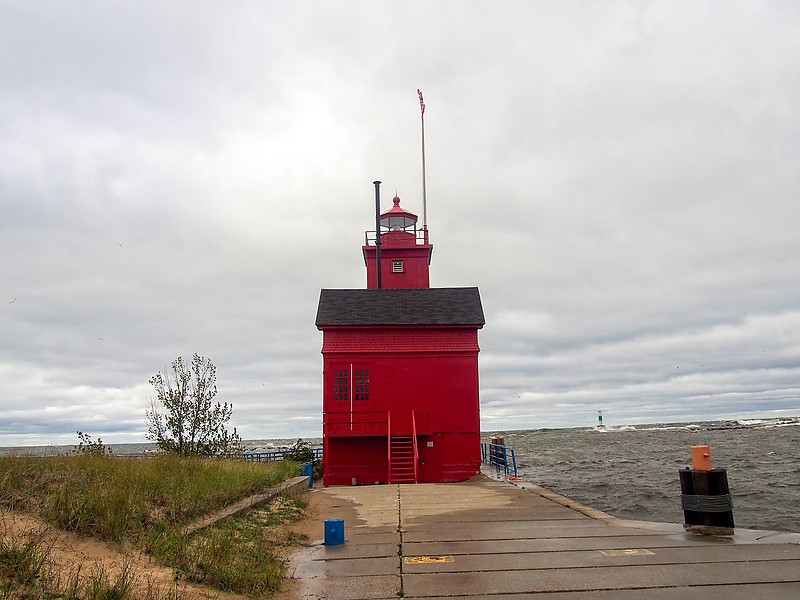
[146,354,243,456]
[284,438,322,480]
[283,438,314,463]
[74,431,112,456]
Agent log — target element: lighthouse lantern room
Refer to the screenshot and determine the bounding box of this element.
[316,191,484,486]
[363,195,432,290]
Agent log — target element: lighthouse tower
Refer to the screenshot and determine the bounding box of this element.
[316,190,484,486]
[363,195,432,289]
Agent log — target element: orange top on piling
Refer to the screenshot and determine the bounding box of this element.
[691,445,712,471]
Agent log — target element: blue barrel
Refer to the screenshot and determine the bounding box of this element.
[324,518,345,545]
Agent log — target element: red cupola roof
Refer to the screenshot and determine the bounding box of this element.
[380,196,417,231]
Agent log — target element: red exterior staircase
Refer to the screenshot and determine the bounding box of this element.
[389,435,417,483]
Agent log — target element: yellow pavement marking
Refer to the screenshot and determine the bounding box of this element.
[599,549,655,557]
[404,555,455,564]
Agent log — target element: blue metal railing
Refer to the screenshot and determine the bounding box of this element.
[243,447,322,488]
[481,442,517,477]
[243,447,323,463]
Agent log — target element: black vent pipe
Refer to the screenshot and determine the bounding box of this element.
[373,180,383,289]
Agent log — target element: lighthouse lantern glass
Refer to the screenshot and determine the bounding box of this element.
[381,214,415,231]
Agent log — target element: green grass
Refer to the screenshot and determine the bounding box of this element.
[185,494,306,595]
[0,454,305,598]
[0,454,298,542]
[143,493,308,596]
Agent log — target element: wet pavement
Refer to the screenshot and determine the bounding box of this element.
[288,468,800,599]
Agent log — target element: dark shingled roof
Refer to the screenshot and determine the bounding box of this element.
[316,288,485,327]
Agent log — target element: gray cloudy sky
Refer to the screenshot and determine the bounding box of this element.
[2,1,799,446]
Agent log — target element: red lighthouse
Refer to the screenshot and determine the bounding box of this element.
[316,192,484,486]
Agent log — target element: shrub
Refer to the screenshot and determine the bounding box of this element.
[146,354,243,456]
[74,431,112,456]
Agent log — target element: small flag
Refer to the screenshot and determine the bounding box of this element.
[417,89,425,118]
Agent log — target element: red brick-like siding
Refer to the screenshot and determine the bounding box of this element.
[321,327,479,353]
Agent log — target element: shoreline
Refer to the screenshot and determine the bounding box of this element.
[3,416,799,454]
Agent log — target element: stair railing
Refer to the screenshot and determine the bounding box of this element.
[411,410,419,484]
[387,411,392,484]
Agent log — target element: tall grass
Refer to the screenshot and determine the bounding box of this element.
[0,454,298,543]
[150,493,308,596]
[1,454,304,597]
[0,525,50,589]
[0,523,176,600]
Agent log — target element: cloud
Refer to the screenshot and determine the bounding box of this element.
[1,1,798,446]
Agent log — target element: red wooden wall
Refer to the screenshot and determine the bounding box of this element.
[321,326,481,485]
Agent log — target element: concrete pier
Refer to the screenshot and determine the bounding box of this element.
[289,470,800,598]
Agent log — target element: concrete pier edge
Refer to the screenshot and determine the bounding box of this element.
[183,475,309,536]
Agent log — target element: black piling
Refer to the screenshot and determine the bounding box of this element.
[679,448,735,535]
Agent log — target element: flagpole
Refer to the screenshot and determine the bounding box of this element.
[418,89,428,233]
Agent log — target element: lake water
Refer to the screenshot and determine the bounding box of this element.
[487,421,800,533]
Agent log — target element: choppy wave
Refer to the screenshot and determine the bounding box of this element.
[488,420,800,533]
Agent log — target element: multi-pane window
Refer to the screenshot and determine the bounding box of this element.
[333,368,370,401]
[354,370,370,400]
[334,369,349,401]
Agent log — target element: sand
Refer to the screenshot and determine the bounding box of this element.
[0,484,341,600]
